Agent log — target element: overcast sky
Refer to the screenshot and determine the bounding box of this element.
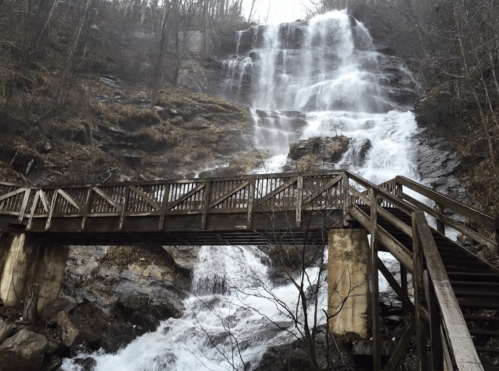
[242,0,312,24]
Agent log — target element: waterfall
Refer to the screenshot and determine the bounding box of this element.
[62,10,419,371]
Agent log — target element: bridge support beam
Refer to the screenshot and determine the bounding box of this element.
[328,229,369,337]
[0,233,69,311]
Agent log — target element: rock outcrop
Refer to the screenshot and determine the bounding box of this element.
[283,136,351,172]
[0,329,48,371]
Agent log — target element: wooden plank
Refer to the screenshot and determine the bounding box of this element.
[376,204,412,237]
[414,211,484,371]
[0,187,27,202]
[441,327,454,371]
[350,205,414,272]
[396,176,496,230]
[412,213,428,371]
[377,257,414,311]
[383,320,415,371]
[168,183,206,211]
[255,178,297,207]
[26,191,40,231]
[158,184,169,230]
[401,265,409,314]
[81,188,93,231]
[45,190,59,231]
[119,186,130,231]
[58,189,82,212]
[39,190,49,213]
[396,189,497,251]
[247,181,255,229]
[425,270,443,371]
[295,176,303,226]
[435,203,445,234]
[92,187,123,212]
[18,189,31,222]
[201,181,211,230]
[370,189,381,371]
[343,172,350,224]
[345,171,415,215]
[302,174,342,205]
[209,181,249,209]
[129,185,161,210]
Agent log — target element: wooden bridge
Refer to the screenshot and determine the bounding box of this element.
[1,170,499,371]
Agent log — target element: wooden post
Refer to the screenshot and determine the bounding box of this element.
[158,183,170,231]
[343,172,350,226]
[296,176,303,226]
[81,187,93,231]
[413,212,429,371]
[495,217,499,255]
[201,181,211,230]
[370,188,381,371]
[401,265,409,314]
[119,185,130,231]
[424,270,443,370]
[435,203,445,235]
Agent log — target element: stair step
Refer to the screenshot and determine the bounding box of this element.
[465,315,499,322]
[452,280,499,286]
[458,298,499,308]
[455,290,499,297]
[470,329,499,336]
[476,346,499,353]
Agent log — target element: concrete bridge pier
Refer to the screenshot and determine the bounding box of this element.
[0,233,69,311]
[328,228,369,337]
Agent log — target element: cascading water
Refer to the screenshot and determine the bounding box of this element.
[63,10,419,371]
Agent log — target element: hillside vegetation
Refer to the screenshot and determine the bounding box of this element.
[0,0,259,184]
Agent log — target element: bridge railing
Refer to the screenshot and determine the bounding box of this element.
[1,172,348,231]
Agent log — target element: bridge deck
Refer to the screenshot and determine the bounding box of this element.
[0,172,346,245]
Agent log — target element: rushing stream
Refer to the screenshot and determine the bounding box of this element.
[63,10,419,371]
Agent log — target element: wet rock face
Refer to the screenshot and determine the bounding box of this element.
[413,129,467,203]
[60,245,194,317]
[284,136,351,172]
[0,329,48,371]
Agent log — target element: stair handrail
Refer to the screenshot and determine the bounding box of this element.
[413,211,484,371]
[396,176,498,253]
[395,176,496,230]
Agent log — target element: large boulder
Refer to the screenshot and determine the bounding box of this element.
[0,329,48,371]
[0,318,15,344]
[56,311,102,350]
[284,136,351,171]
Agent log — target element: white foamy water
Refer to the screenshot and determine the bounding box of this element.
[63,246,327,371]
[63,10,419,371]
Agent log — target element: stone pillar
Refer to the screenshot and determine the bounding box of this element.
[0,233,69,311]
[328,229,369,337]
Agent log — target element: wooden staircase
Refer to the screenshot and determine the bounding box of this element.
[347,172,499,371]
[376,207,499,370]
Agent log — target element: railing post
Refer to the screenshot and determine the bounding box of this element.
[343,172,350,226]
[424,270,443,370]
[435,203,445,235]
[370,188,381,371]
[400,265,409,315]
[201,180,211,230]
[495,217,499,255]
[413,211,429,371]
[295,176,303,227]
[158,183,170,231]
[119,185,130,231]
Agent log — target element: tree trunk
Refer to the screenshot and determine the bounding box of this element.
[203,0,209,60]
